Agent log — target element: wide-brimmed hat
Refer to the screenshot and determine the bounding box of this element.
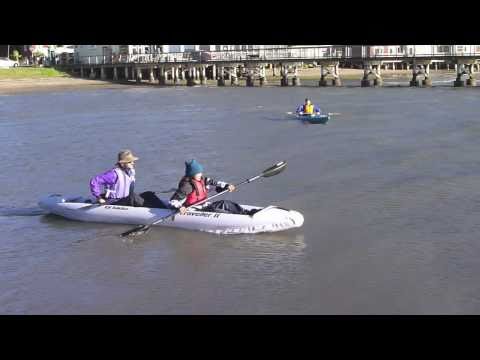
[117,149,139,164]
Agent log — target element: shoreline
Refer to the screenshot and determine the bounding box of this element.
[0,68,460,95]
[0,77,132,95]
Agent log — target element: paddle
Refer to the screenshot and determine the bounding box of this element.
[286,111,341,116]
[79,203,104,210]
[120,160,288,238]
[80,188,178,211]
[157,187,177,193]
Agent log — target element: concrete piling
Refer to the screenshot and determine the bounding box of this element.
[291,66,300,86]
[246,69,254,87]
[454,63,465,87]
[231,66,238,86]
[173,67,178,85]
[158,67,166,85]
[200,66,206,85]
[217,66,225,86]
[332,64,341,86]
[466,64,476,86]
[149,67,155,82]
[361,65,371,87]
[259,66,266,86]
[281,66,288,86]
[136,67,142,83]
[422,63,432,87]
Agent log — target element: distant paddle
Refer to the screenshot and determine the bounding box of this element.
[286,111,341,116]
[120,161,288,238]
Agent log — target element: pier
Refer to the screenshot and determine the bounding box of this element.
[59,46,480,87]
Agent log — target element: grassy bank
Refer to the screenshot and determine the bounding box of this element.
[0,67,71,79]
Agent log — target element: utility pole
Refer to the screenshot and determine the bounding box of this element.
[7,44,10,58]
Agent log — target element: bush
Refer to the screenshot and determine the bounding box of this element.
[11,50,21,62]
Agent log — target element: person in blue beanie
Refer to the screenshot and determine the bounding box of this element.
[169,159,236,214]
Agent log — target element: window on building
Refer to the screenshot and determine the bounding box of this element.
[437,45,449,53]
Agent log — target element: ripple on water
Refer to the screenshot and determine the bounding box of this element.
[2,86,480,314]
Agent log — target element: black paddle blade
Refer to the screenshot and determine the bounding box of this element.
[262,161,287,177]
[79,203,102,211]
[120,224,152,237]
[158,188,177,194]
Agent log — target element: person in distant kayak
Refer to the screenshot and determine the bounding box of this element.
[169,159,239,215]
[296,98,321,115]
[90,150,166,208]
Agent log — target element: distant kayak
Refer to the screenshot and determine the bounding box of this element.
[296,113,330,124]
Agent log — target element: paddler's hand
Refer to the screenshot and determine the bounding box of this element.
[97,197,106,204]
[228,184,235,192]
[179,206,187,215]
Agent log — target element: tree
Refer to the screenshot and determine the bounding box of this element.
[12,49,21,62]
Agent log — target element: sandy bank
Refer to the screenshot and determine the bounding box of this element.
[0,77,131,95]
[0,67,459,94]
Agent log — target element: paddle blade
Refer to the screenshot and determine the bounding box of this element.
[120,224,152,237]
[158,188,177,194]
[262,161,287,177]
[79,203,102,211]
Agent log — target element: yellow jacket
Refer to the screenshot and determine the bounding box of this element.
[303,104,314,114]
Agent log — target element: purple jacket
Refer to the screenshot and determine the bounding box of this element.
[90,169,118,198]
[90,167,135,199]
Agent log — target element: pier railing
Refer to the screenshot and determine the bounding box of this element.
[74,46,480,66]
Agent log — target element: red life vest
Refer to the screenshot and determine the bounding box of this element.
[185,177,208,206]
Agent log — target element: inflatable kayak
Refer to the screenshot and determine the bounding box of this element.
[38,194,304,235]
[296,113,330,124]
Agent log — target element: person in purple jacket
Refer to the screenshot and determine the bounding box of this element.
[89,149,166,208]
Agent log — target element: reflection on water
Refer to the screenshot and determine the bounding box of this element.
[0,207,49,216]
[2,84,480,314]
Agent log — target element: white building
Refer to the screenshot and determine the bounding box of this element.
[74,45,167,63]
[366,45,480,57]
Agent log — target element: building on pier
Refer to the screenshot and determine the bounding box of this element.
[74,45,168,64]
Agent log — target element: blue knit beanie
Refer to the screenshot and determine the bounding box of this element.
[185,159,204,177]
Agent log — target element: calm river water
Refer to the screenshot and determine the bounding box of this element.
[2,77,480,314]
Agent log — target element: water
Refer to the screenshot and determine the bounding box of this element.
[1,82,480,314]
